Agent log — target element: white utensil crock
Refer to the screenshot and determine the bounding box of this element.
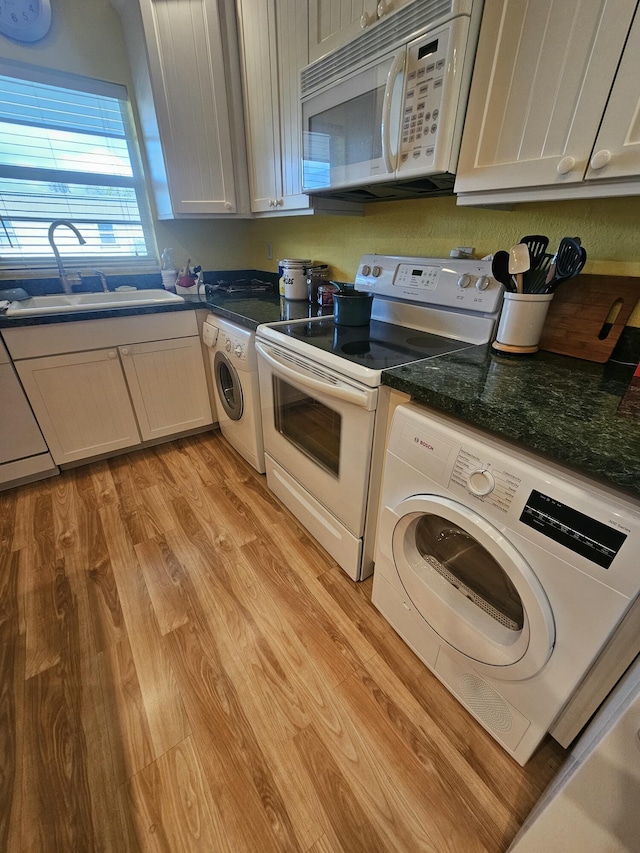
[492,292,554,354]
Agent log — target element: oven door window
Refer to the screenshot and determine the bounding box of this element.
[273,375,341,477]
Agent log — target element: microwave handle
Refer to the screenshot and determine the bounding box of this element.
[256,341,372,409]
[382,50,406,173]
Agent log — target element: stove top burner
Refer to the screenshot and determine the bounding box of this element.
[274,317,470,370]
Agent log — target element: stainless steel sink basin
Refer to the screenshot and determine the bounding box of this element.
[5,289,185,317]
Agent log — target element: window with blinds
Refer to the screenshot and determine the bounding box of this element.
[0,61,157,275]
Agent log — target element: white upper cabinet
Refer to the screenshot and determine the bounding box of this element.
[236,0,281,213]
[308,0,413,63]
[455,0,640,204]
[117,0,250,218]
[236,0,361,215]
[585,8,640,182]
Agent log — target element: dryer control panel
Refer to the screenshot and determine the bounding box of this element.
[451,448,521,513]
[520,490,627,570]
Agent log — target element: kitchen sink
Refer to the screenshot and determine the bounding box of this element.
[5,289,185,317]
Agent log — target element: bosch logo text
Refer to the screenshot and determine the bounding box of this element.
[414,437,434,451]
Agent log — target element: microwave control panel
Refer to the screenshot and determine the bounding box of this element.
[397,18,468,178]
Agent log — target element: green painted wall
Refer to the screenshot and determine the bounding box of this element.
[243,194,640,325]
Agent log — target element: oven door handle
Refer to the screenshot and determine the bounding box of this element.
[256,341,373,409]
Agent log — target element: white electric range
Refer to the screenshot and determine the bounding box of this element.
[255,254,503,580]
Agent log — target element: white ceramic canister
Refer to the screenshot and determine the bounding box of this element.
[279,259,311,300]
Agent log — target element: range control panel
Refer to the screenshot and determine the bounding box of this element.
[355,254,503,313]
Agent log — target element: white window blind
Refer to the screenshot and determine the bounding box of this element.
[0,61,157,275]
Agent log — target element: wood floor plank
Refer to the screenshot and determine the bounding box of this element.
[293,724,397,853]
[99,503,191,758]
[134,536,191,636]
[97,633,155,785]
[64,549,135,853]
[23,555,66,680]
[123,736,226,853]
[0,549,22,852]
[21,567,96,852]
[338,659,510,852]
[165,619,301,853]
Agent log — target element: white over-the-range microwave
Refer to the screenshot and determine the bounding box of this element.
[301,0,484,201]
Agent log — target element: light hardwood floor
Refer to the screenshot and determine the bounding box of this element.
[0,430,565,852]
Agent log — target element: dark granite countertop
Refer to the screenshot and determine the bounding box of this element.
[382,344,640,500]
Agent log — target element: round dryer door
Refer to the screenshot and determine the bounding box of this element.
[214,351,244,421]
[390,495,555,681]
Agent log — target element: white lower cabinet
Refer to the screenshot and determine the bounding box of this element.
[8,314,213,466]
[16,349,142,464]
[119,337,212,442]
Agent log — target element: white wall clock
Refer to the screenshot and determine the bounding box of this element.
[0,0,52,43]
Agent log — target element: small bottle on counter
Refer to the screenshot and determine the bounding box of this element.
[306,263,329,302]
[160,248,176,292]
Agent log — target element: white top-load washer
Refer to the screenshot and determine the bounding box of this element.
[373,402,640,765]
[203,315,265,473]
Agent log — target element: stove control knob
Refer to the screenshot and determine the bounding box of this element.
[234,344,243,358]
[475,275,490,291]
[225,339,232,352]
[372,265,382,277]
[361,264,371,276]
[457,273,472,289]
[467,468,495,497]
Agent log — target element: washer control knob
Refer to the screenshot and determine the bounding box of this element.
[225,339,232,352]
[475,275,490,291]
[457,273,472,289]
[361,264,371,276]
[467,468,495,496]
[234,343,243,358]
[372,265,382,277]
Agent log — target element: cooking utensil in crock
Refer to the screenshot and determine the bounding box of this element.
[519,235,549,270]
[508,243,530,294]
[491,251,516,292]
[333,289,373,326]
[545,245,587,293]
[544,238,585,292]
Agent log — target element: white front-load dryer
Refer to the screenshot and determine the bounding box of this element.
[203,315,265,473]
[372,403,640,765]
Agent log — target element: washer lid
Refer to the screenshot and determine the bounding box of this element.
[389,495,555,681]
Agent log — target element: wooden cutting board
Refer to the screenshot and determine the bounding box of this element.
[538,274,640,362]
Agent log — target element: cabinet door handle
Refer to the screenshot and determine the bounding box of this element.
[121,347,131,356]
[377,1,387,17]
[276,198,283,207]
[360,12,371,28]
[556,156,576,176]
[108,350,117,359]
[590,149,611,171]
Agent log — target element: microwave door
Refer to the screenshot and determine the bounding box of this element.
[302,49,405,192]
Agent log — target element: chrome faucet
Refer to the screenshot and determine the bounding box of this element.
[47,220,86,293]
[79,269,110,292]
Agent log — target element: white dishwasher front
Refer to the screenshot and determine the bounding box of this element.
[0,337,58,489]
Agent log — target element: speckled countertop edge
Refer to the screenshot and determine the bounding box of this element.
[381,344,640,500]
